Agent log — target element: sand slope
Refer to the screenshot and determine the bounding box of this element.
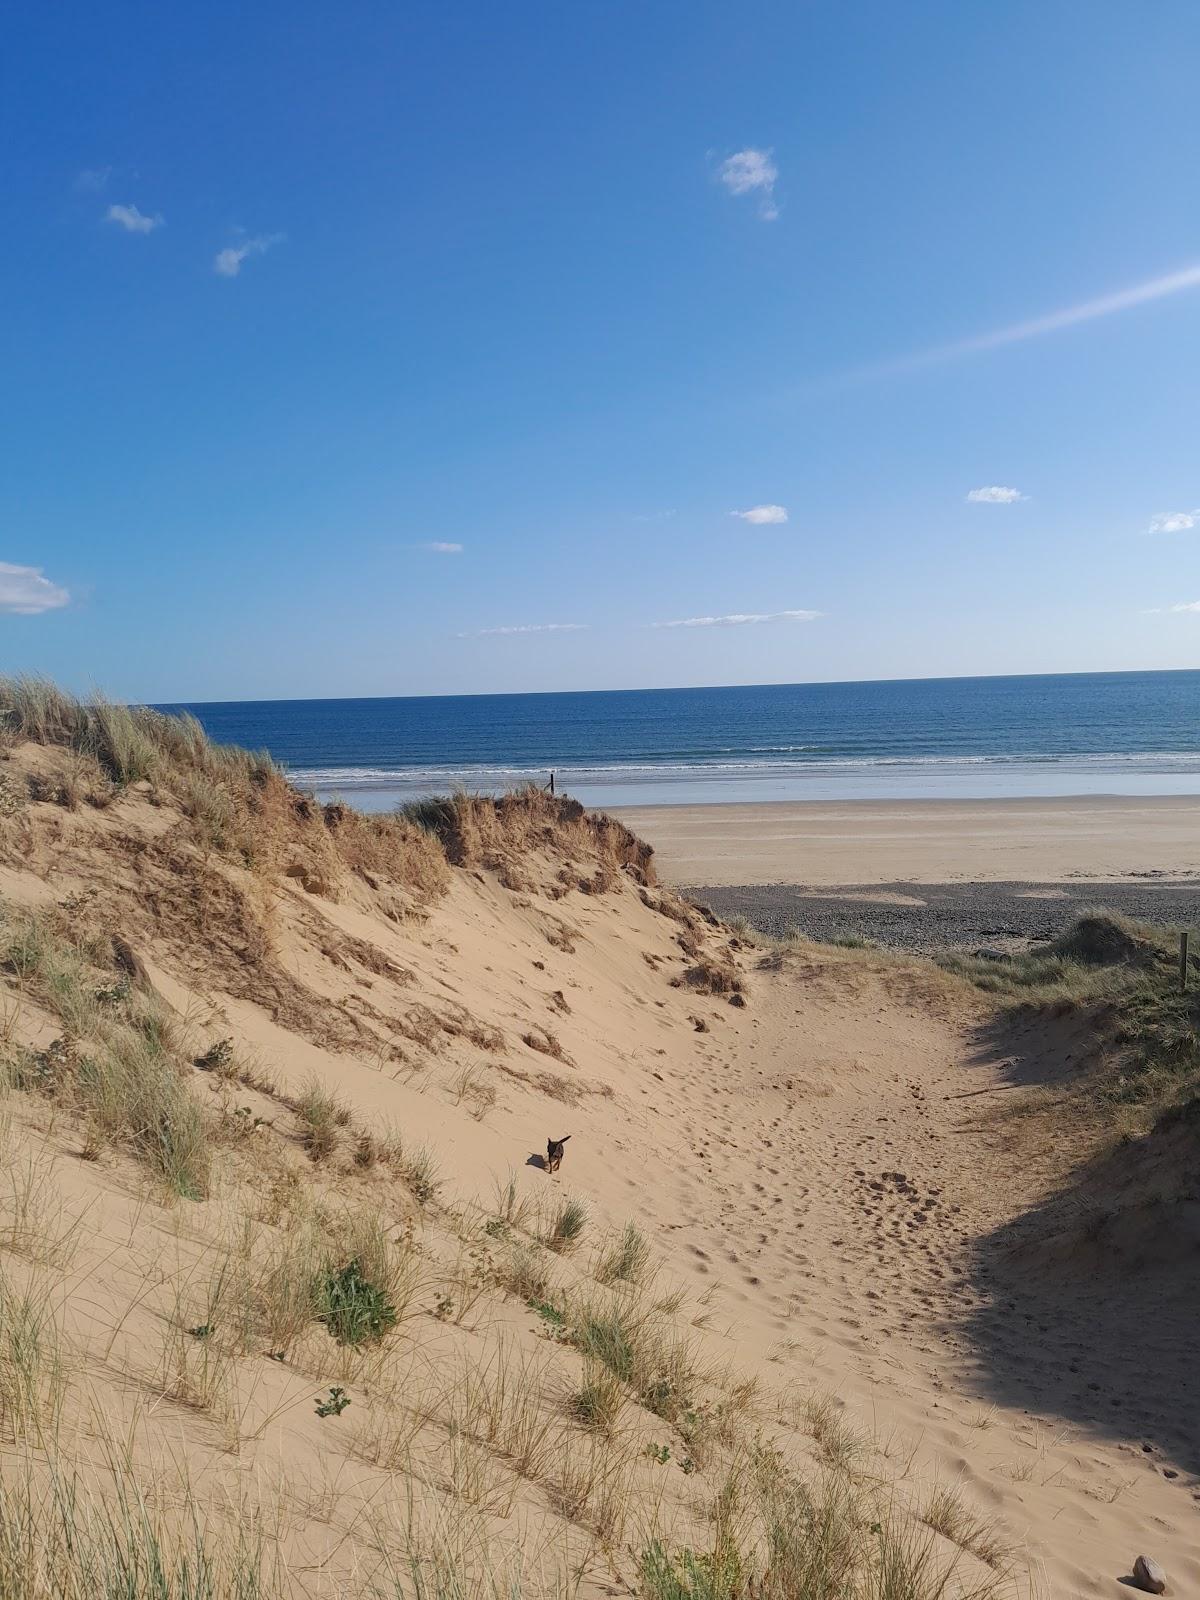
[0,743,1195,1597]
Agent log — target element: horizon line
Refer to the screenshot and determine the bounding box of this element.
[147,664,1200,710]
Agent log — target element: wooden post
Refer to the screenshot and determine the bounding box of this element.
[1181,930,1189,994]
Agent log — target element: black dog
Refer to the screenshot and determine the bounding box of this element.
[546,1135,570,1174]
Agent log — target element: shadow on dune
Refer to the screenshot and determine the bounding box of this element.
[959,1094,1200,1477]
[959,1003,1105,1092]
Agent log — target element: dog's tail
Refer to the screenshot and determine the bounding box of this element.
[555,1135,570,1144]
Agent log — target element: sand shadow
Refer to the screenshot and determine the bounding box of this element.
[526,1152,547,1171]
[957,1097,1200,1477]
[959,1004,1099,1092]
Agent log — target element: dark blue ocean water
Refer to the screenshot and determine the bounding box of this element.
[160,671,1200,810]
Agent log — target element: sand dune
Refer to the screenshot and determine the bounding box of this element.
[0,709,1194,1597]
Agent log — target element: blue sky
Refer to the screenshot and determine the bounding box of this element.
[4,0,1200,701]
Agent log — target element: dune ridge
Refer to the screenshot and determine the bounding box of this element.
[0,681,1193,1598]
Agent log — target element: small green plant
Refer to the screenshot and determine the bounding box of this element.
[433,1293,454,1320]
[680,1456,697,1475]
[528,1296,568,1335]
[195,1038,235,1073]
[317,1259,398,1346]
[640,1539,741,1600]
[646,1443,671,1465]
[93,978,130,1007]
[314,1386,351,1418]
[484,1217,508,1239]
[187,1323,214,1340]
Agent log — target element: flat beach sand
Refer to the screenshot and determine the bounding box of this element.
[614,792,1200,887]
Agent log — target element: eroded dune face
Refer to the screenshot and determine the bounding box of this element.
[0,700,1194,1599]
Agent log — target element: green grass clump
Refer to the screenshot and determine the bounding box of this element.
[573,1311,636,1384]
[569,1363,625,1434]
[595,1220,650,1285]
[942,909,1200,1111]
[544,1196,588,1253]
[316,1259,398,1346]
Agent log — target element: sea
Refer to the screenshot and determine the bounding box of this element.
[161,670,1200,813]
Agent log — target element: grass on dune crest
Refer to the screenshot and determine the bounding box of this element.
[0,676,659,898]
[941,909,1200,1113]
[401,785,656,885]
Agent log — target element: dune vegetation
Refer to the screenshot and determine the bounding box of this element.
[0,678,1191,1597]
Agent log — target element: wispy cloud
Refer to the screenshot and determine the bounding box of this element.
[717,148,779,221]
[106,203,163,235]
[460,622,588,638]
[1147,510,1198,534]
[731,503,788,525]
[966,485,1025,504]
[214,232,283,278]
[76,166,112,193]
[855,261,1200,382]
[0,563,70,615]
[655,608,819,629]
[1143,600,1200,614]
[420,542,463,553]
[633,509,678,523]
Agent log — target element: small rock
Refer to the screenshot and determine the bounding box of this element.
[1132,1555,1167,1594]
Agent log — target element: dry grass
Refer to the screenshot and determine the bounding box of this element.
[402,785,655,886]
[292,1075,350,1162]
[0,1272,65,1445]
[1,912,211,1198]
[920,1484,1013,1570]
[0,1454,280,1598]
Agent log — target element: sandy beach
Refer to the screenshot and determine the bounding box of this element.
[615,792,1200,887]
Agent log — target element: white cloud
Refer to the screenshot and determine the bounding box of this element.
[1144,601,1200,614]
[1147,510,1198,534]
[717,148,779,220]
[421,542,463,553]
[731,504,788,525]
[966,485,1025,504]
[0,563,70,615]
[462,622,588,637]
[655,608,820,629]
[214,233,283,278]
[76,166,112,192]
[106,203,163,234]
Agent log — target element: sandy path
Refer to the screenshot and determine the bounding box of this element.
[614,795,1200,886]
[583,948,1200,1598]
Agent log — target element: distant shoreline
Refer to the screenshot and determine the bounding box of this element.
[611,793,1200,888]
